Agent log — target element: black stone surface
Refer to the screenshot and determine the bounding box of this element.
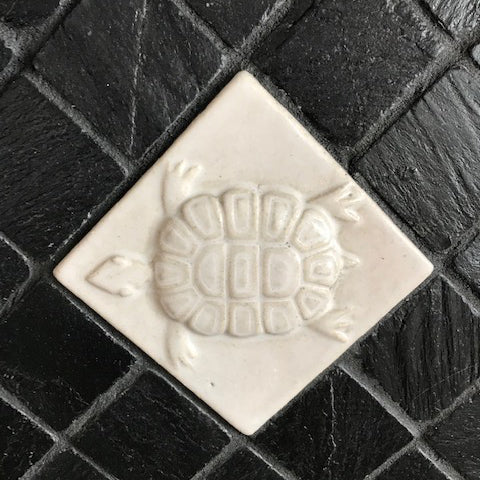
[454,234,480,296]
[0,238,29,309]
[74,371,229,480]
[0,0,59,26]
[35,0,223,158]
[0,282,133,430]
[1,1,480,479]
[36,451,106,480]
[255,368,411,480]
[0,77,124,259]
[359,66,480,252]
[427,390,480,480]
[0,43,10,69]
[253,0,441,149]
[376,451,447,480]
[426,0,480,37]
[186,0,277,46]
[0,399,53,479]
[356,278,480,421]
[206,449,282,480]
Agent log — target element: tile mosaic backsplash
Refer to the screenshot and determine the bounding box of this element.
[1,0,480,478]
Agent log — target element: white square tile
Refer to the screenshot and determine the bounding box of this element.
[54,71,433,435]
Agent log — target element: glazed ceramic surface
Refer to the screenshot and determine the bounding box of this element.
[54,71,433,435]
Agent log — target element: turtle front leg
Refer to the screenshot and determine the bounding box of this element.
[166,321,198,368]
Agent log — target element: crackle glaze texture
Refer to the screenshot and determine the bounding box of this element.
[1,0,480,479]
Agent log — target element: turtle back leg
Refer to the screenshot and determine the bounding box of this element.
[166,321,198,368]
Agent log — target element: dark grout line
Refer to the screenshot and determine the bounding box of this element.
[0,385,59,442]
[69,446,121,480]
[365,440,416,479]
[24,69,132,176]
[127,0,149,157]
[409,0,454,42]
[340,364,470,480]
[10,362,143,480]
[417,440,467,480]
[169,0,232,55]
[0,0,80,92]
[347,42,464,172]
[63,361,144,438]
[137,0,297,171]
[189,442,239,480]
[0,1,479,480]
[339,360,421,436]
[244,442,302,480]
[20,443,67,480]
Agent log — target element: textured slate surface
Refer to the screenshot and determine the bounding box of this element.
[359,66,480,252]
[426,0,480,37]
[186,0,277,46]
[34,0,223,158]
[36,451,106,480]
[376,451,447,480]
[74,372,229,480]
[205,449,282,480]
[427,390,480,480]
[0,43,10,69]
[253,0,441,150]
[0,0,479,478]
[0,282,133,430]
[454,234,480,295]
[0,399,53,479]
[0,0,59,26]
[255,369,411,480]
[355,278,480,421]
[0,238,29,309]
[0,77,124,259]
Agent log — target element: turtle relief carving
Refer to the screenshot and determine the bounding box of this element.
[86,160,363,368]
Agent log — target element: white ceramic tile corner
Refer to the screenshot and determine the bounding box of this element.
[54,71,433,435]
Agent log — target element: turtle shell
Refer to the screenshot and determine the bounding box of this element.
[154,186,346,337]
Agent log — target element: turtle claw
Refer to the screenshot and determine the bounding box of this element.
[162,159,202,216]
[309,309,353,343]
[310,183,363,222]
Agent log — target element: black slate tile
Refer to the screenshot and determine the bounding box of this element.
[206,449,282,480]
[74,371,229,480]
[376,451,447,480]
[0,282,133,430]
[129,0,223,157]
[33,0,139,156]
[359,66,480,252]
[253,0,441,149]
[0,238,29,309]
[254,368,411,480]
[0,42,10,69]
[37,451,105,480]
[426,0,480,37]
[0,399,53,479]
[427,390,480,480]
[454,234,480,296]
[186,0,277,46]
[34,0,223,158]
[356,278,480,421]
[0,77,124,259]
[0,0,59,26]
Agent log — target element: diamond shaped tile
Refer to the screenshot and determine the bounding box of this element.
[54,71,432,434]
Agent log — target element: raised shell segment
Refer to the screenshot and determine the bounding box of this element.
[154,186,345,337]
